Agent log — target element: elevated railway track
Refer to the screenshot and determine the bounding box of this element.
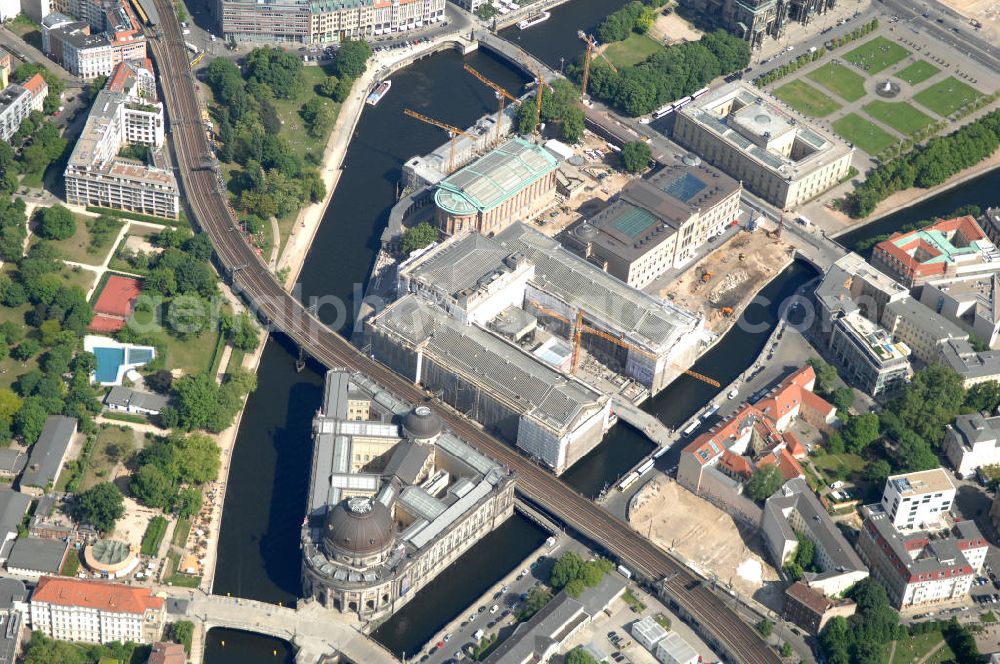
[146,3,780,661]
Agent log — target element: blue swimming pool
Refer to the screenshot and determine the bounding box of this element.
[93,347,125,384]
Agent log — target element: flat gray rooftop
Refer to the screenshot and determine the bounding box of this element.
[495,223,700,352]
[374,294,606,434]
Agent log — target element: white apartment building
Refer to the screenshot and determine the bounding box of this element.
[880,469,956,531]
[42,0,146,79]
[944,412,1000,479]
[64,62,177,219]
[0,74,47,143]
[858,503,987,608]
[29,576,164,644]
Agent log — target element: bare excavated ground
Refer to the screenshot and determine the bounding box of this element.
[629,477,784,610]
[659,232,793,334]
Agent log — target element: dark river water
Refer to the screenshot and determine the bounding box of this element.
[206,4,1000,659]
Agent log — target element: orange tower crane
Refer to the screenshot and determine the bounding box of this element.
[580,32,618,100]
[463,64,518,145]
[527,300,721,386]
[402,109,475,173]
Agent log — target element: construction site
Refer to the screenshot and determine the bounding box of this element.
[657,228,795,335]
[629,476,784,609]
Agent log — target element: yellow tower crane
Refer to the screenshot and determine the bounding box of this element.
[463,64,518,145]
[580,32,618,100]
[527,300,721,386]
[403,109,475,174]
[531,66,554,132]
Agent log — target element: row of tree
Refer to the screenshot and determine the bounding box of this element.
[753,19,879,87]
[845,108,1000,218]
[568,31,750,117]
[596,0,657,44]
[821,579,901,664]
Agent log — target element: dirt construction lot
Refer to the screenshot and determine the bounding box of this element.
[658,231,793,334]
[629,477,781,606]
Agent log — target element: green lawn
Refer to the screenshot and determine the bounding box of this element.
[863,100,935,135]
[269,65,342,165]
[56,265,98,294]
[807,62,867,102]
[773,80,842,117]
[172,517,192,548]
[141,516,168,556]
[896,60,940,85]
[39,215,124,266]
[603,33,663,68]
[890,630,953,664]
[0,304,36,390]
[810,451,868,484]
[914,76,983,116]
[164,550,202,588]
[843,36,910,74]
[79,426,137,491]
[833,113,898,154]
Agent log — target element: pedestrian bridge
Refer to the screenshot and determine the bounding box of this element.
[185,594,399,664]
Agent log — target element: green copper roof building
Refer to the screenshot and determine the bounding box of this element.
[435,138,559,214]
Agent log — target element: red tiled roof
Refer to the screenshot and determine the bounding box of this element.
[719,450,752,479]
[88,314,125,332]
[93,275,142,317]
[22,73,46,99]
[783,430,807,458]
[33,576,163,614]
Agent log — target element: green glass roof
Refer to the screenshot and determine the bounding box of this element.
[434,138,559,215]
[612,206,658,239]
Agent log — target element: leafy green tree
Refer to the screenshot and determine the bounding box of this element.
[890,365,965,445]
[130,464,175,510]
[173,432,221,485]
[808,357,839,395]
[221,312,260,351]
[620,141,652,173]
[565,647,598,664]
[745,465,783,501]
[167,620,195,654]
[516,588,551,621]
[176,487,202,519]
[780,642,793,657]
[820,616,851,664]
[333,39,373,79]
[73,482,125,532]
[757,618,773,637]
[22,632,87,664]
[245,47,303,99]
[831,387,855,414]
[514,102,536,135]
[13,64,65,115]
[561,107,585,143]
[13,397,47,444]
[0,388,20,421]
[300,97,335,139]
[565,578,586,598]
[400,222,438,256]
[550,551,584,589]
[826,431,845,455]
[318,75,340,98]
[332,76,354,103]
[965,380,1000,413]
[864,459,892,488]
[33,205,75,240]
[842,413,880,455]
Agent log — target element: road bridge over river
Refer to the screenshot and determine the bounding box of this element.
[182,593,398,664]
[148,1,779,661]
